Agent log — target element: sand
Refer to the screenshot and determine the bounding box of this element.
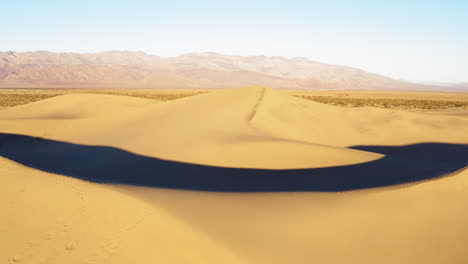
[1,87,468,263]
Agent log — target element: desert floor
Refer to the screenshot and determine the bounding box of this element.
[1,87,467,263]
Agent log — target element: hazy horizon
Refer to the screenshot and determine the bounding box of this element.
[3,0,468,83]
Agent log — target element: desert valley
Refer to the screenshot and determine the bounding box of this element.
[2,2,468,261]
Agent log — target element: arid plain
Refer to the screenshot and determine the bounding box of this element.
[1,86,468,264]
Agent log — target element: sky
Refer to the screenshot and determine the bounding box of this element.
[2,0,468,83]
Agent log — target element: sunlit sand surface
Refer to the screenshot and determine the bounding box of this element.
[1,87,467,263]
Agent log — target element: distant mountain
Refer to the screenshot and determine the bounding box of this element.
[0,51,458,91]
[422,82,468,91]
[454,83,468,89]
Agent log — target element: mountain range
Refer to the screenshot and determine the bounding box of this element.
[0,51,463,91]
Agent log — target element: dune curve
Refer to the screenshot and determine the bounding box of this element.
[1,87,468,264]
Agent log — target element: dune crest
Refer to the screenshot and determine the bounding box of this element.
[1,87,467,169]
[0,87,379,169]
[1,87,468,263]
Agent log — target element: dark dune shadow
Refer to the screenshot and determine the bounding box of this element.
[0,133,466,192]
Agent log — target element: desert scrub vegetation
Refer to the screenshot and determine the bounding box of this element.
[93,91,207,101]
[1,89,466,110]
[0,90,206,107]
[0,94,59,107]
[297,95,468,110]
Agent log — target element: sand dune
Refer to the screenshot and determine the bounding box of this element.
[1,87,466,168]
[0,87,384,168]
[1,87,468,263]
[2,157,468,264]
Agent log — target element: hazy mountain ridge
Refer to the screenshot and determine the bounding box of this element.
[0,51,458,91]
[454,83,468,89]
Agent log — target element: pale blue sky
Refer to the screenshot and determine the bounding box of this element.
[3,0,468,83]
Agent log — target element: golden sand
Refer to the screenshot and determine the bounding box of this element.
[1,87,467,263]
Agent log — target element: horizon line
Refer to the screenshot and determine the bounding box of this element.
[1,49,468,85]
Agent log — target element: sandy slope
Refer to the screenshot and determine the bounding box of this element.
[0,158,245,264]
[0,87,385,168]
[1,87,466,168]
[1,87,468,263]
[2,158,468,264]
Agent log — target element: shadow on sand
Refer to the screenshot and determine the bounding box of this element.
[0,133,466,192]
